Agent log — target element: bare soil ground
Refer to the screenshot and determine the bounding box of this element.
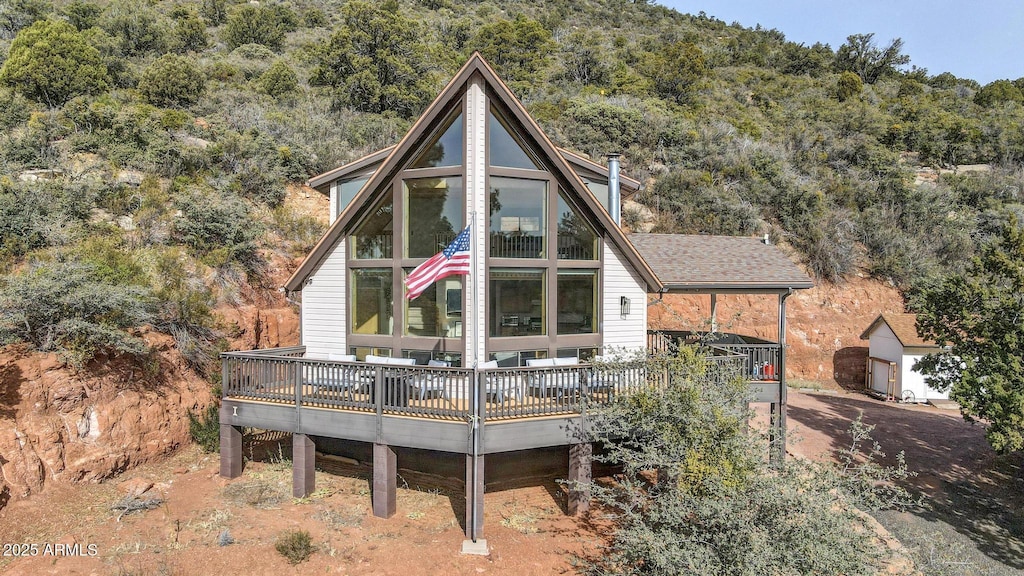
[784,390,1024,576]
[1,389,1021,576]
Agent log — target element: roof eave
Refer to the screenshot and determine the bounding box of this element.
[306,147,395,189]
[659,282,815,294]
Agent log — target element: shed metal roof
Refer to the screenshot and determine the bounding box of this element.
[628,233,814,293]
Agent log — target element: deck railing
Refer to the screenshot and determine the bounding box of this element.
[648,330,781,382]
[222,347,749,423]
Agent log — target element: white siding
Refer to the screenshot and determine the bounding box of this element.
[868,324,951,401]
[601,240,647,353]
[301,238,347,358]
[868,324,902,395]
[329,181,338,223]
[901,352,951,401]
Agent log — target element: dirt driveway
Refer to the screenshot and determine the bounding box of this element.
[784,390,1024,575]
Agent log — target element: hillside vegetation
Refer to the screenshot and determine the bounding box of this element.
[1,0,1023,369]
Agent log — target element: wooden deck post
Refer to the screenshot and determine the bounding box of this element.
[292,433,315,498]
[372,443,397,518]
[567,442,592,515]
[219,405,243,478]
[465,453,485,539]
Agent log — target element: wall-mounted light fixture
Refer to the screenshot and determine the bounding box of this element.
[620,296,630,316]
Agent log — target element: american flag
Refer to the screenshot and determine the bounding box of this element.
[405,225,472,299]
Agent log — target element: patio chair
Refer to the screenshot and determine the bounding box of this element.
[480,360,521,404]
[409,359,451,399]
[364,355,417,406]
[304,354,364,399]
[526,357,580,398]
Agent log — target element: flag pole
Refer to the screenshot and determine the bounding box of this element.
[470,212,478,369]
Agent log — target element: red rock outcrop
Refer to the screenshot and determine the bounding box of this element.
[0,331,214,504]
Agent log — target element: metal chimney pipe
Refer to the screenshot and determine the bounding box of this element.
[607,153,621,225]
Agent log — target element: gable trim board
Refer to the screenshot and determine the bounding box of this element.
[308,145,642,198]
[285,53,662,295]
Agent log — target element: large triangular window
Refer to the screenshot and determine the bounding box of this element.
[411,112,463,169]
[352,197,393,259]
[489,108,540,170]
[557,191,598,260]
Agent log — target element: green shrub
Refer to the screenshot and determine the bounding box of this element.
[257,61,298,98]
[173,13,209,54]
[0,18,110,106]
[0,261,155,366]
[200,0,227,26]
[172,187,262,270]
[275,530,315,564]
[223,5,286,52]
[138,54,206,108]
[581,349,912,576]
[148,247,222,375]
[188,403,220,452]
[835,71,863,101]
[62,1,102,31]
[100,0,167,57]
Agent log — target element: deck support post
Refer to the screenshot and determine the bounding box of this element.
[771,291,790,466]
[567,443,592,515]
[372,443,397,518]
[710,293,718,333]
[292,433,315,498]
[219,407,243,478]
[465,453,485,540]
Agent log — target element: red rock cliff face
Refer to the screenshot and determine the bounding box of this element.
[648,274,905,387]
[0,332,215,504]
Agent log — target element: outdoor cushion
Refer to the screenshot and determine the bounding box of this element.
[365,354,416,365]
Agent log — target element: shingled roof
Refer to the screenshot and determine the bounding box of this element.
[628,234,814,292]
[860,313,940,348]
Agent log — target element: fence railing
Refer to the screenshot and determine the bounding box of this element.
[648,330,781,382]
[222,346,752,424]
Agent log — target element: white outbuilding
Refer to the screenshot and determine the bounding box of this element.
[860,313,949,403]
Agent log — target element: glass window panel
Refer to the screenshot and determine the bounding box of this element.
[557,191,598,260]
[558,347,597,362]
[488,109,539,169]
[350,347,391,361]
[412,112,463,168]
[404,350,462,367]
[557,270,597,335]
[338,176,369,218]
[403,177,464,258]
[404,274,463,338]
[351,268,393,335]
[490,269,545,337]
[489,177,546,258]
[352,197,393,259]
[489,350,546,367]
[581,177,609,210]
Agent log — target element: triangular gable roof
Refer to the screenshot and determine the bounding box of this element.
[286,53,662,293]
[860,313,941,348]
